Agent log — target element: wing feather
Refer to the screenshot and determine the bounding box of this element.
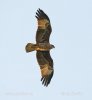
[35,9,52,43]
[36,51,54,86]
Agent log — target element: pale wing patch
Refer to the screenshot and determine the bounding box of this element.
[40,64,53,76]
[38,19,49,29]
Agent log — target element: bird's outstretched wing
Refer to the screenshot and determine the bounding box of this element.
[36,51,54,86]
[35,9,52,43]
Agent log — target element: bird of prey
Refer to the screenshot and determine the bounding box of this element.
[25,9,55,87]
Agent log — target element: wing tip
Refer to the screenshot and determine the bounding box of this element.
[35,8,50,21]
[41,71,54,87]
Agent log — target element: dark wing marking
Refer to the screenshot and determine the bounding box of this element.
[36,51,54,86]
[35,9,52,43]
[35,9,50,21]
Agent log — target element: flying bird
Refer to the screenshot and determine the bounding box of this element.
[25,9,55,87]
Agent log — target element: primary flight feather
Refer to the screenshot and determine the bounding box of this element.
[25,9,55,87]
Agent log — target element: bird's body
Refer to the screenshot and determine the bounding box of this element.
[26,43,54,52]
[25,9,55,86]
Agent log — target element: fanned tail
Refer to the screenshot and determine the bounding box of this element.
[25,43,37,52]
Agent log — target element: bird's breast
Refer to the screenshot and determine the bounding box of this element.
[36,43,51,51]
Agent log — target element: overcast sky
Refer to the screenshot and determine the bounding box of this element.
[0,0,92,100]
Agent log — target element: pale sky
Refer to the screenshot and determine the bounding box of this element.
[0,0,92,100]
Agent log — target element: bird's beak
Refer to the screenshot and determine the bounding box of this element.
[53,45,55,48]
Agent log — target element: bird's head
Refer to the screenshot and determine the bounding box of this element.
[50,44,55,49]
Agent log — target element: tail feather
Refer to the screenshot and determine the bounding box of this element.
[25,43,37,52]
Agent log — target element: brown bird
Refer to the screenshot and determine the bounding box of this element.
[25,9,55,86]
